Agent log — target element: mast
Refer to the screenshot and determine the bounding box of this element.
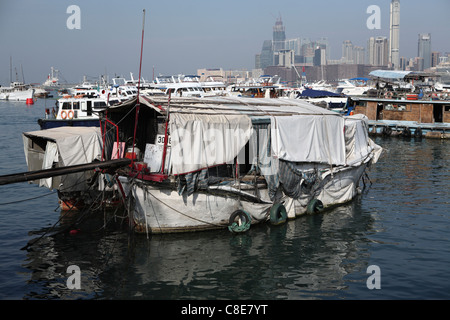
[131,9,146,166]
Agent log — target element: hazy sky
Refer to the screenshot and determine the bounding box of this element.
[1,0,449,85]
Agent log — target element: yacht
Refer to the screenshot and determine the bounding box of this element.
[0,81,35,101]
[201,76,227,96]
[336,78,374,96]
[153,75,204,97]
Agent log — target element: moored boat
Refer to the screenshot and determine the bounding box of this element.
[347,70,450,138]
[100,95,382,234]
[0,81,35,101]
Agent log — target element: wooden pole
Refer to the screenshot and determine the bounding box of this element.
[0,158,131,186]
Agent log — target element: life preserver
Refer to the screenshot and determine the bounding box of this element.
[61,110,67,119]
[68,110,74,119]
[384,91,393,99]
[228,210,251,233]
[306,198,324,214]
[269,203,287,225]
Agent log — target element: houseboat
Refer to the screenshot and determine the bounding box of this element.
[347,70,450,138]
[22,126,107,211]
[99,95,382,234]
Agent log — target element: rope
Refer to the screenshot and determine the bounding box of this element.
[0,190,56,206]
[141,182,225,228]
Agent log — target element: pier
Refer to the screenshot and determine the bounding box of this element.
[367,120,450,139]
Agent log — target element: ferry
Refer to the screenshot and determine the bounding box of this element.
[37,93,126,130]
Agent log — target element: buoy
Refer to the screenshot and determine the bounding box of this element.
[69,229,80,235]
[26,98,33,105]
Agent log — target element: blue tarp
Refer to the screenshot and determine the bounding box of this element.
[300,88,342,98]
[350,77,369,81]
[369,70,412,80]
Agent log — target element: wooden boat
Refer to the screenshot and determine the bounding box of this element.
[100,95,382,234]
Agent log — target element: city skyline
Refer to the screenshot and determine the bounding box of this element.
[0,0,449,84]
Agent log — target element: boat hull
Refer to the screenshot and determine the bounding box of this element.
[122,164,368,234]
[38,118,100,130]
[0,89,34,101]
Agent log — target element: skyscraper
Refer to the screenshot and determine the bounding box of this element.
[418,33,432,70]
[368,37,389,66]
[389,0,400,69]
[260,40,274,69]
[342,40,354,63]
[272,16,286,52]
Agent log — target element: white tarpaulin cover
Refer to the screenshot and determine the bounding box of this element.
[23,127,103,191]
[344,114,382,166]
[270,115,346,165]
[169,113,253,175]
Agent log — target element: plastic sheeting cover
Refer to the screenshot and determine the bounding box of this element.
[270,115,346,165]
[169,113,253,175]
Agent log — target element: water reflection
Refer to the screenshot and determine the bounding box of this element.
[22,199,375,300]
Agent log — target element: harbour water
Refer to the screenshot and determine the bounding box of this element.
[0,97,449,301]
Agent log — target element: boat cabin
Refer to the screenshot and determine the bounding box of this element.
[55,96,111,120]
[348,97,450,124]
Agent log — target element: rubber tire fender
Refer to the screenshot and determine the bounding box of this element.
[228,210,251,233]
[307,198,324,214]
[269,203,287,225]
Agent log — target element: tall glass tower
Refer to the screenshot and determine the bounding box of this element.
[389,0,400,69]
[273,16,286,52]
[418,33,432,70]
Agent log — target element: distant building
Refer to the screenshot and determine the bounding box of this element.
[342,40,354,64]
[418,33,432,70]
[274,49,295,68]
[400,57,407,70]
[313,47,326,66]
[259,40,273,69]
[273,16,286,52]
[353,46,365,64]
[389,0,401,69]
[431,52,440,68]
[367,37,389,67]
[342,40,365,65]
